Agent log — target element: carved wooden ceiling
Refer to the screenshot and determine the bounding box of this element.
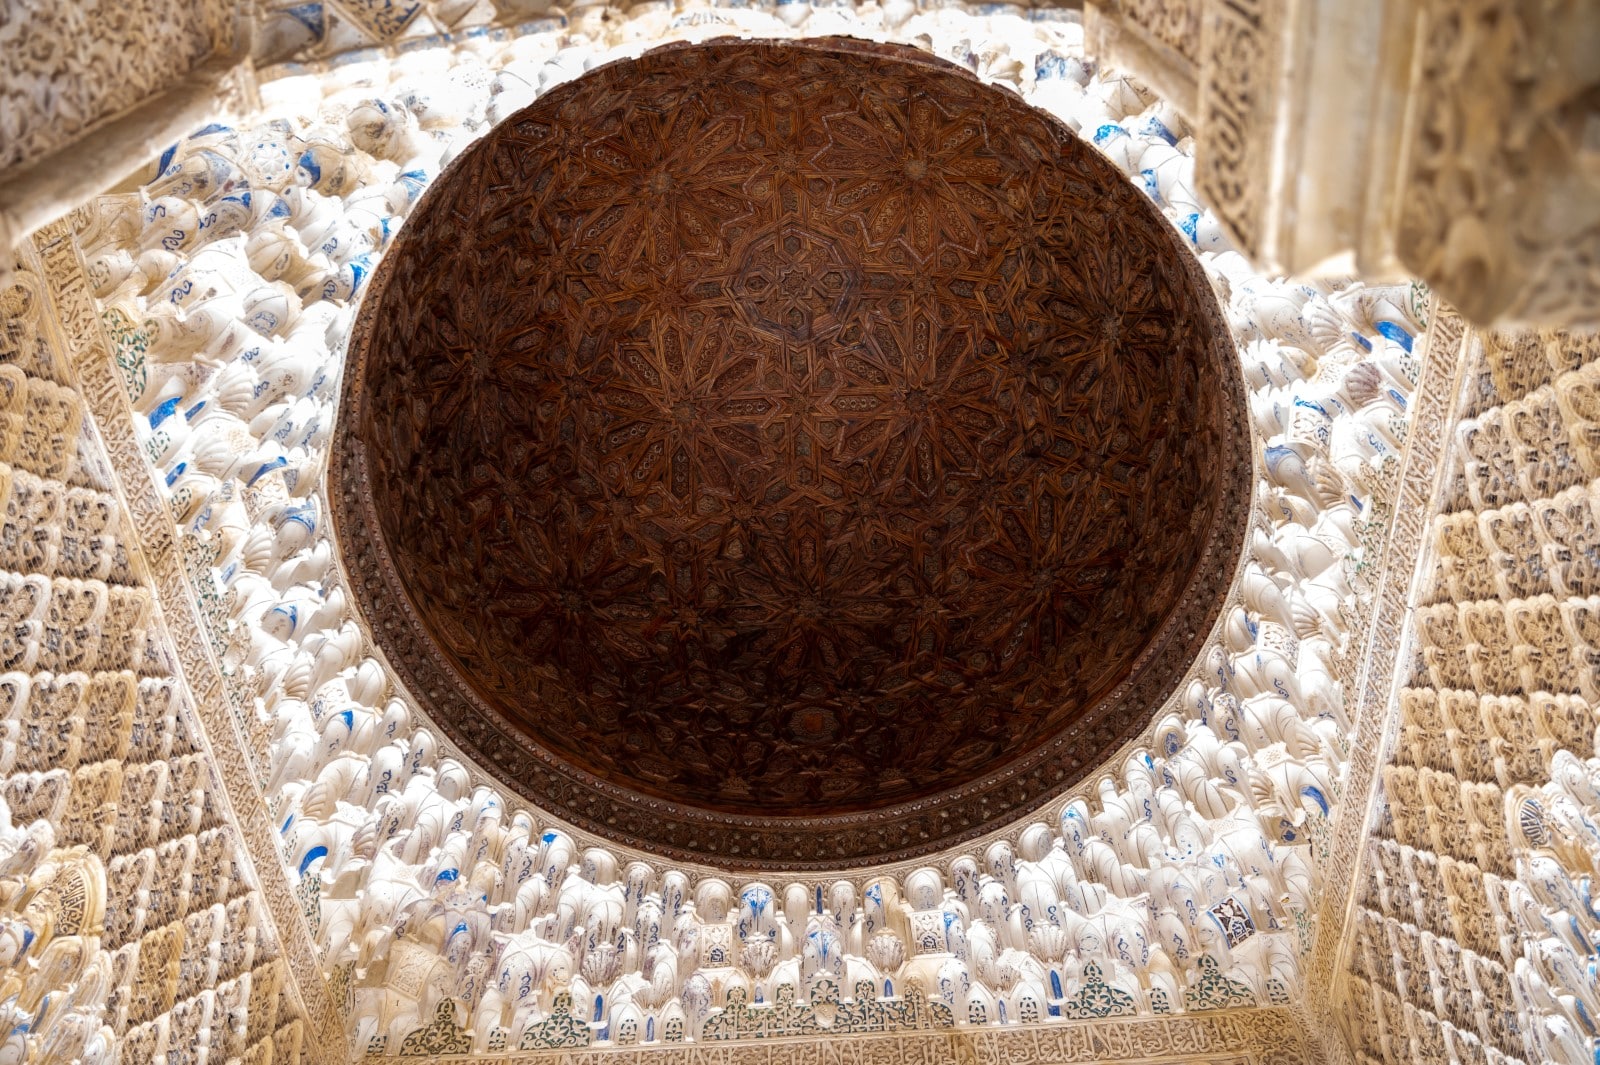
[331,37,1250,869]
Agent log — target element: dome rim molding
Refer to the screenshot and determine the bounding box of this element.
[327,34,1255,872]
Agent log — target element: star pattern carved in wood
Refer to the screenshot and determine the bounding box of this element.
[332,37,1250,867]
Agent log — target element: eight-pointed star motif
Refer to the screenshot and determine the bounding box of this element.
[846,306,1006,495]
[734,226,862,340]
[589,317,778,508]
[818,89,1015,261]
[566,99,756,274]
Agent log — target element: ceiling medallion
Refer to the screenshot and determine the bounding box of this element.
[331,37,1250,870]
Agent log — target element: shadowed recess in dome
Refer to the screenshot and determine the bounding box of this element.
[330,36,1250,869]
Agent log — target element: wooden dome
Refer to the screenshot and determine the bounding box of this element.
[331,37,1250,869]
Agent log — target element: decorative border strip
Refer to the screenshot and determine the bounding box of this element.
[29,219,352,1065]
[420,1008,1307,1065]
[1298,296,1471,1059]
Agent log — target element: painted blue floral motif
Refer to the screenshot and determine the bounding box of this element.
[396,1000,471,1056]
[516,992,592,1050]
[1208,894,1257,948]
[326,0,425,41]
[702,980,954,1041]
[1061,962,1137,1020]
[1183,955,1258,1011]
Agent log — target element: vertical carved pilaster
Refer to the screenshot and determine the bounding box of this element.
[1193,0,1282,259]
[29,220,351,1065]
[1302,296,1472,1062]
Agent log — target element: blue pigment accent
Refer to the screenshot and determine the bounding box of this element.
[348,255,372,295]
[1142,117,1178,145]
[149,397,181,428]
[1375,320,1413,351]
[1034,52,1069,80]
[1300,785,1330,816]
[246,455,288,486]
[1139,168,1162,203]
[286,2,326,35]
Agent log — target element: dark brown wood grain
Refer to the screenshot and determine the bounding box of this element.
[330,37,1251,869]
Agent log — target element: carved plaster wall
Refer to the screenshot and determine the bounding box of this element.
[0,1,1493,1062]
[1083,0,1600,332]
[0,238,313,1063]
[1338,324,1600,1065]
[0,0,236,174]
[253,0,564,62]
